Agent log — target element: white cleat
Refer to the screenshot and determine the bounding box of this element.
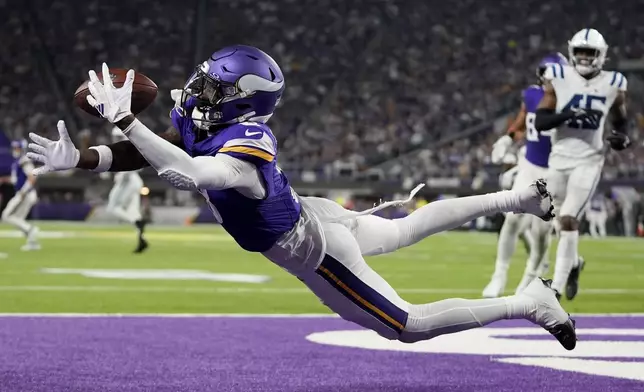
[518,278,577,350]
[21,242,41,251]
[482,275,507,298]
[513,179,555,222]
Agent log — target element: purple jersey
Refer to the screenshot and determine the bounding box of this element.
[171,98,300,252]
[11,157,28,191]
[523,85,551,168]
[589,196,604,212]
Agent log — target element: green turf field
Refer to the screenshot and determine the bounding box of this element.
[0,222,642,314]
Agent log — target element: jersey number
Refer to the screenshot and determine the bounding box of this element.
[562,94,606,131]
[525,112,552,142]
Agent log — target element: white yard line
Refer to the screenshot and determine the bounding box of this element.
[0,285,644,295]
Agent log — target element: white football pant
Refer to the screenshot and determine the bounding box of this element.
[2,191,38,236]
[263,192,545,342]
[107,173,143,224]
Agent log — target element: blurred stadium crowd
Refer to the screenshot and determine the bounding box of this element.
[2,0,644,183]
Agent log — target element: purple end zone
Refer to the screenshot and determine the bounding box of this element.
[0,316,642,392]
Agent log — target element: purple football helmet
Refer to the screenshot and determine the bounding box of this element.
[182,45,285,129]
[536,52,568,82]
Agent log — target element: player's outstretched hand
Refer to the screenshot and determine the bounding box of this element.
[27,120,80,176]
[606,130,631,151]
[86,63,135,124]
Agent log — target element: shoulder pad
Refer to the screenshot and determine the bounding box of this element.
[523,84,541,98]
[218,122,277,163]
[609,71,627,91]
[544,63,566,81]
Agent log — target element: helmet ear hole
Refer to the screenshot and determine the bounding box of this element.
[236,103,251,111]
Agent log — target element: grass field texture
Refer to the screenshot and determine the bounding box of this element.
[0,223,642,314]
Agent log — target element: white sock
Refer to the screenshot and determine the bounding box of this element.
[395,190,522,248]
[525,219,552,275]
[3,216,32,236]
[492,214,523,279]
[400,295,533,343]
[552,230,579,293]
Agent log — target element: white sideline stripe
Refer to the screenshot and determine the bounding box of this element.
[0,313,642,318]
[0,285,644,295]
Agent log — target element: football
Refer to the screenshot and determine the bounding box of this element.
[73,68,158,117]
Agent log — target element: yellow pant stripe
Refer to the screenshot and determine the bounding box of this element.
[318,265,405,331]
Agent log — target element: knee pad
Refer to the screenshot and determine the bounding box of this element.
[559,215,578,231]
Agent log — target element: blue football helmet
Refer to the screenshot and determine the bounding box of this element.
[536,52,568,83]
[180,45,285,130]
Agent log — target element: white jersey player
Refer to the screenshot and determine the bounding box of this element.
[103,127,148,253]
[2,140,40,250]
[534,28,631,300]
[483,53,568,298]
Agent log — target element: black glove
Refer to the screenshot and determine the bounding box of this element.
[606,130,631,151]
[568,108,603,130]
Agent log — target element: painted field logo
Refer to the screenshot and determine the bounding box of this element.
[40,268,271,283]
[306,318,644,382]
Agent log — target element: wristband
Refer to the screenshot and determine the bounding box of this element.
[88,145,114,172]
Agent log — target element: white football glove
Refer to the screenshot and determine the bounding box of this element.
[27,120,80,176]
[490,135,514,164]
[86,63,135,123]
[499,165,519,190]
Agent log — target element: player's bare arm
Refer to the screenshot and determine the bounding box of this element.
[606,91,631,150]
[610,91,627,129]
[76,125,183,171]
[508,102,527,139]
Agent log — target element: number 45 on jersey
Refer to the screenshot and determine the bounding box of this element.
[562,94,606,131]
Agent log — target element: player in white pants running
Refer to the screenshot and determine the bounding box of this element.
[103,127,148,253]
[483,53,568,298]
[535,28,631,300]
[2,140,40,251]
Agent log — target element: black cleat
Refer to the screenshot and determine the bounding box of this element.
[133,238,149,254]
[549,317,577,351]
[565,256,585,300]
